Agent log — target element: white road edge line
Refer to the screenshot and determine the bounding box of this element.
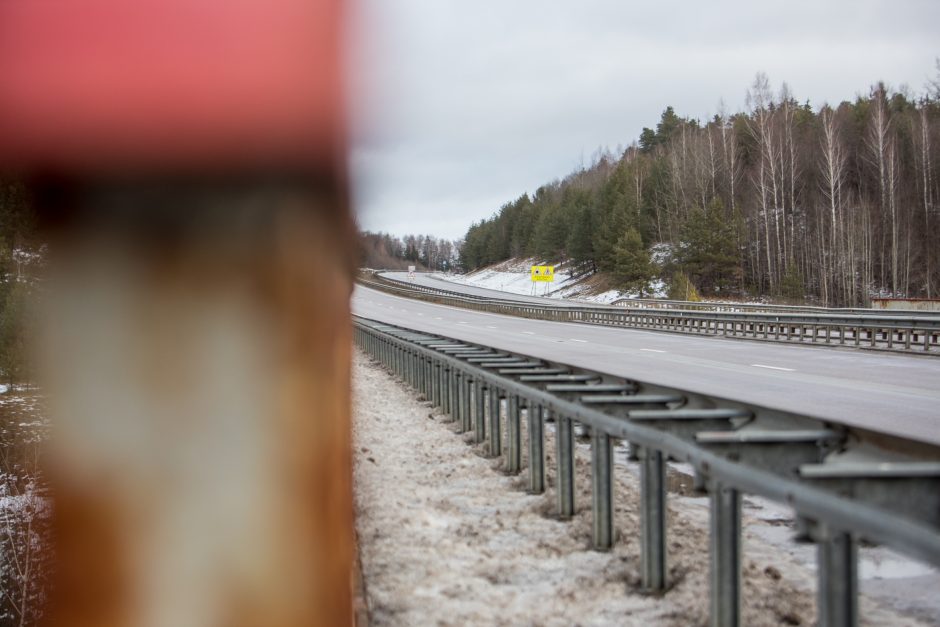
[751,364,795,372]
[640,348,666,353]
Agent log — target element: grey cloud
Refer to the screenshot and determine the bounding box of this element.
[350,1,940,239]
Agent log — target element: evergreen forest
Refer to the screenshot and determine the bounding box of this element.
[459,70,940,305]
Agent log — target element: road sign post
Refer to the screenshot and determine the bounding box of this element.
[531,265,554,295]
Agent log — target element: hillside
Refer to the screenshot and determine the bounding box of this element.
[443,257,667,305]
[458,72,940,307]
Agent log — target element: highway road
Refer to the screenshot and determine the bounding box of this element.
[353,285,940,446]
[381,271,587,307]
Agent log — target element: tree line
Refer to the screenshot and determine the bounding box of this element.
[359,230,460,272]
[460,66,940,305]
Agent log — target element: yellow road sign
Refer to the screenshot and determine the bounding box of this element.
[531,265,555,282]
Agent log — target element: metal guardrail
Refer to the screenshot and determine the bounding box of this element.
[609,296,929,315]
[361,274,940,353]
[373,270,935,314]
[354,316,940,627]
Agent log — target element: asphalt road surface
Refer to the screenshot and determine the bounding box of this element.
[353,285,940,447]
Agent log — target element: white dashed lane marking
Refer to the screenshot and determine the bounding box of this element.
[640,348,666,353]
[751,364,795,372]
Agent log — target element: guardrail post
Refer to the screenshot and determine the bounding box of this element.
[556,416,575,518]
[488,387,502,457]
[414,353,421,393]
[425,358,433,399]
[528,405,545,494]
[418,356,426,397]
[591,430,614,550]
[442,364,450,412]
[433,362,441,408]
[402,347,409,384]
[640,446,667,590]
[627,441,640,462]
[710,483,741,627]
[462,375,473,432]
[452,369,460,423]
[817,527,858,627]
[444,366,453,417]
[438,362,445,410]
[474,380,486,442]
[507,395,521,473]
[418,355,430,399]
[454,372,464,431]
[451,368,459,419]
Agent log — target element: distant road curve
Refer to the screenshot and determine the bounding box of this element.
[380,271,585,307]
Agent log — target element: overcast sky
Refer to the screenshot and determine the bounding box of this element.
[348,1,939,240]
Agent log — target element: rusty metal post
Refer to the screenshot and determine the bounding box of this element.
[0,2,357,624]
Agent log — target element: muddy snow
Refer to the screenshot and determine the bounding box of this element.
[352,352,937,626]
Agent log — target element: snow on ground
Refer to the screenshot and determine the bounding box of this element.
[442,258,573,300]
[439,257,667,304]
[352,352,935,626]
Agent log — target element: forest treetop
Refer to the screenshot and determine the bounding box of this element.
[459,68,940,306]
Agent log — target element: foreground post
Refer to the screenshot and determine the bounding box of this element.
[0,1,356,624]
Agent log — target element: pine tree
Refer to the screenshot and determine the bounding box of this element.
[566,203,596,270]
[668,272,701,301]
[594,163,639,272]
[677,198,740,294]
[612,228,654,295]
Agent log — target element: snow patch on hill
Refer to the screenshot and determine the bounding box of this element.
[440,257,666,304]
